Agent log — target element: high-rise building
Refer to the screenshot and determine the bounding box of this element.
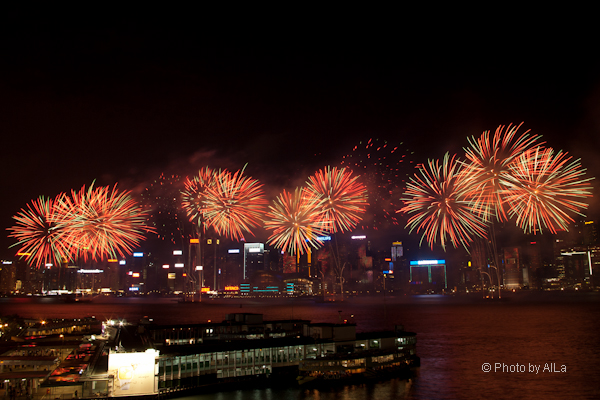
[243,243,264,281]
[502,247,525,289]
[389,241,407,292]
[457,261,478,291]
[409,259,447,293]
[553,235,597,288]
[583,220,599,246]
[224,247,243,286]
[524,241,543,289]
[282,251,297,274]
[559,247,593,287]
[560,219,599,247]
[346,235,371,284]
[0,260,16,294]
[590,245,600,287]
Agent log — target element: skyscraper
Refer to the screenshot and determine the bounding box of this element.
[502,247,525,289]
[243,243,264,281]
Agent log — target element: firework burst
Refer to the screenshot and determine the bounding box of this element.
[305,166,368,233]
[400,153,489,251]
[203,167,268,241]
[264,187,331,255]
[57,183,151,261]
[8,195,72,267]
[504,147,594,234]
[181,167,222,227]
[461,123,541,222]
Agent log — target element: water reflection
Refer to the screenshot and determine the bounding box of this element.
[175,378,413,400]
[1,292,599,398]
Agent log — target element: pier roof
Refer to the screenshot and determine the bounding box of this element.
[156,336,317,356]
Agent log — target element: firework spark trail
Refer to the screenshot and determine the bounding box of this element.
[57,183,151,261]
[400,153,489,251]
[462,123,542,222]
[8,195,72,267]
[504,146,594,234]
[264,187,331,255]
[340,138,415,230]
[305,166,368,234]
[203,167,268,241]
[142,173,188,245]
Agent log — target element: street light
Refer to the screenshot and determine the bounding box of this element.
[479,270,493,298]
[489,265,501,299]
[208,238,219,291]
[196,266,203,295]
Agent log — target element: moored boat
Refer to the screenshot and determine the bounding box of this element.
[297,328,419,386]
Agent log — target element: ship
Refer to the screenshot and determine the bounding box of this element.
[297,327,419,386]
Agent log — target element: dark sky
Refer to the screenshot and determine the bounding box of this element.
[2,12,600,259]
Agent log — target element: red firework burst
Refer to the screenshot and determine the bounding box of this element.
[8,195,72,267]
[57,183,152,261]
[181,167,222,227]
[461,123,542,222]
[400,153,489,251]
[305,166,368,233]
[504,147,594,234]
[264,187,331,255]
[203,167,268,241]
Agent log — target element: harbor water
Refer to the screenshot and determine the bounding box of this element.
[1,291,599,399]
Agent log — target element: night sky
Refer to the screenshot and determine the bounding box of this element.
[2,12,600,259]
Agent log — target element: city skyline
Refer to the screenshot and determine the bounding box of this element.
[2,220,597,296]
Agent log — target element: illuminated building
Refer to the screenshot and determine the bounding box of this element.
[559,247,594,287]
[91,313,418,396]
[409,260,447,293]
[248,270,283,294]
[524,241,543,289]
[583,220,599,246]
[263,249,273,273]
[502,247,526,289]
[282,252,297,274]
[0,260,16,294]
[391,242,403,264]
[243,243,264,281]
[105,259,121,292]
[591,246,600,287]
[76,268,104,294]
[558,219,599,248]
[389,241,407,292]
[458,260,478,291]
[553,239,567,281]
[123,251,146,293]
[224,247,243,287]
[346,235,372,284]
[553,234,598,288]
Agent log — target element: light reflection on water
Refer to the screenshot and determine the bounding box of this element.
[175,379,413,400]
[1,292,599,399]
